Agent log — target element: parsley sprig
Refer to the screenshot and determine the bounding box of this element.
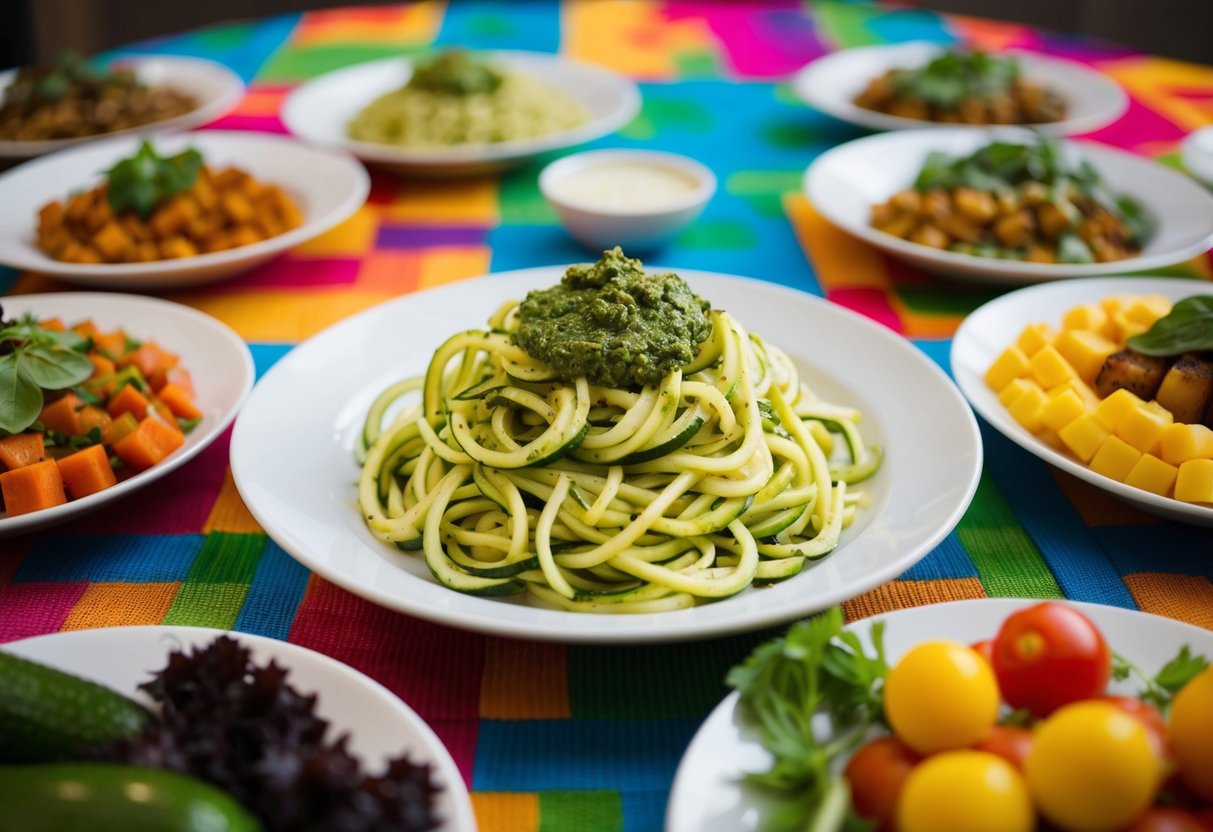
[105,140,203,219]
[1112,646,1210,714]
[0,314,93,435]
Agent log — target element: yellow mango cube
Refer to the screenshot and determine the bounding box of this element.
[1111,313,1150,342]
[1160,423,1213,466]
[1143,400,1174,422]
[1030,345,1077,389]
[1124,453,1179,496]
[1059,413,1111,463]
[1039,429,1064,450]
[1008,383,1050,433]
[1089,435,1142,482]
[1062,303,1109,332]
[1123,295,1171,327]
[1116,406,1173,455]
[1041,389,1088,432]
[1100,295,1129,316]
[1016,323,1056,356]
[985,345,1031,392]
[1049,378,1100,409]
[1175,459,1213,503]
[1054,329,1119,386]
[1093,388,1145,430]
[1000,378,1039,408]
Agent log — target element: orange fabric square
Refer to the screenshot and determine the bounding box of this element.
[471,792,539,832]
[843,578,987,622]
[1123,573,1213,630]
[61,581,180,630]
[356,250,423,294]
[418,247,491,290]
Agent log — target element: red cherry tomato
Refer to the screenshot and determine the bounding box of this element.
[970,639,995,665]
[974,725,1033,771]
[1194,808,1213,831]
[990,602,1111,716]
[1124,807,1209,832]
[843,737,919,831]
[1106,696,1170,760]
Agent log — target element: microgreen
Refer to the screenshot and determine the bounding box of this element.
[1126,295,1213,356]
[105,141,203,219]
[0,315,93,435]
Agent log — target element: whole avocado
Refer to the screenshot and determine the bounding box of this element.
[515,247,712,388]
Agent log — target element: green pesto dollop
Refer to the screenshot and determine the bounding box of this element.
[515,248,712,388]
[409,50,503,96]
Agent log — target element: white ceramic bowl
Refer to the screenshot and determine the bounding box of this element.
[793,42,1128,136]
[0,55,245,160]
[1182,126,1213,187]
[281,51,641,177]
[804,127,1213,284]
[538,149,716,251]
[0,130,369,289]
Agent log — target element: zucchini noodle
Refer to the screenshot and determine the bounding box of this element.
[357,302,883,614]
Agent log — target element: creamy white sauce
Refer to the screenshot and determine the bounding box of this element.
[549,162,700,211]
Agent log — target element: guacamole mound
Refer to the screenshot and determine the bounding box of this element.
[515,248,713,388]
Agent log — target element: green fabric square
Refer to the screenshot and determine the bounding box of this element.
[539,791,623,831]
[162,582,250,629]
[187,533,266,584]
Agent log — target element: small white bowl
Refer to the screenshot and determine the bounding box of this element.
[1181,126,1213,187]
[538,149,716,252]
[0,130,369,290]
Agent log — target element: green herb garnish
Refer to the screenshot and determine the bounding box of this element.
[0,316,93,435]
[409,50,503,96]
[105,141,203,219]
[1126,295,1213,356]
[726,607,887,832]
[893,49,1019,110]
[28,52,115,104]
[1112,645,1210,713]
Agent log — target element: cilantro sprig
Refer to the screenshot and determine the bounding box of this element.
[105,140,203,219]
[893,49,1019,110]
[726,607,888,832]
[0,314,93,435]
[1112,645,1210,714]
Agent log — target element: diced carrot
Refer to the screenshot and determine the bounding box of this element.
[88,352,116,379]
[92,329,130,360]
[103,412,139,446]
[0,433,46,470]
[149,401,182,433]
[39,318,66,332]
[157,383,202,420]
[39,393,84,435]
[162,366,194,397]
[113,416,185,472]
[56,444,117,499]
[120,342,177,388]
[72,319,98,340]
[77,405,112,437]
[0,460,67,515]
[106,384,149,420]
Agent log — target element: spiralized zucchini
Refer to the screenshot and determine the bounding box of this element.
[357,302,882,614]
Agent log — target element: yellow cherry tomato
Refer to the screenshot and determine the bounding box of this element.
[1026,700,1161,832]
[897,750,1034,832]
[1170,666,1213,801]
[883,640,1000,754]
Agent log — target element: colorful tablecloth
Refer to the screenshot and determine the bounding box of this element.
[3,3,1213,829]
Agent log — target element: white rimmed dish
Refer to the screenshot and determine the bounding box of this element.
[1,625,476,831]
[281,51,641,177]
[804,128,1213,285]
[229,266,982,643]
[1182,126,1213,187]
[539,149,716,251]
[0,130,369,290]
[0,292,253,537]
[0,55,245,160]
[667,598,1213,831]
[952,276,1213,526]
[793,42,1128,136]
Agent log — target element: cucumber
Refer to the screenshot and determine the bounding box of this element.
[616,416,705,466]
[0,764,261,832]
[0,651,150,763]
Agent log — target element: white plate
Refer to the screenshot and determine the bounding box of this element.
[804,128,1213,284]
[952,276,1213,526]
[0,55,245,160]
[667,598,1213,831]
[793,42,1128,136]
[0,292,253,536]
[0,130,369,289]
[229,267,982,643]
[1,625,475,831]
[281,52,641,177]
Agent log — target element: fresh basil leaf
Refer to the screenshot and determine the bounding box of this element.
[1127,295,1213,356]
[0,355,43,434]
[105,141,203,218]
[21,344,94,390]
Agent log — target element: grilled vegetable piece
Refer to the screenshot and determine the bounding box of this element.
[1094,350,1172,400]
[1155,354,1213,425]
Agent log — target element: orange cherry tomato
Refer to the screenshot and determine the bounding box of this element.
[970,639,995,665]
[843,737,919,831]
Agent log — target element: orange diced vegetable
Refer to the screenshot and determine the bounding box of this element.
[89,353,116,379]
[103,411,139,446]
[39,393,84,435]
[113,416,185,471]
[0,460,67,516]
[0,433,46,470]
[157,383,202,420]
[106,384,150,420]
[77,405,112,437]
[149,401,182,433]
[120,343,178,390]
[38,317,66,332]
[56,444,117,499]
[72,319,98,339]
[92,329,129,360]
[163,366,194,397]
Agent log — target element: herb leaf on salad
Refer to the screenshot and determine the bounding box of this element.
[0,311,94,435]
[105,140,203,219]
[892,49,1019,110]
[1126,295,1213,356]
[1111,645,1209,714]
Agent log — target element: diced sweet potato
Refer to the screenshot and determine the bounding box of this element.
[106,384,150,420]
[39,393,84,436]
[112,415,185,471]
[0,433,45,470]
[56,444,117,499]
[0,460,67,515]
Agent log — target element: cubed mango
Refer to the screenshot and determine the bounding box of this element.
[1123,454,1179,496]
[1030,345,1076,389]
[986,346,1031,392]
[1041,389,1088,433]
[1174,459,1213,503]
[1089,435,1142,482]
[1062,303,1109,332]
[1160,423,1213,466]
[1059,413,1111,463]
[1093,388,1145,431]
[1009,383,1050,433]
[1116,406,1173,456]
[1016,323,1055,357]
[1054,329,1119,386]
[999,378,1038,408]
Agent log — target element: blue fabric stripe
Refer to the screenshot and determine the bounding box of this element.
[621,789,670,832]
[435,1,561,53]
[17,534,204,583]
[901,531,980,580]
[233,540,312,640]
[868,9,956,44]
[1093,525,1213,580]
[250,342,295,379]
[473,719,700,791]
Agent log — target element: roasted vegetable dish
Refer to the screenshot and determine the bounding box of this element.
[986,294,1213,504]
[36,141,303,264]
[871,136,1152,263]
[0,53,196,142]
[854,49,1066,125]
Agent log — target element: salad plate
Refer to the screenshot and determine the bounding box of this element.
[281,51,641,177]
[666,598,1213,831]
[804,128,1213,284]
[230,266,981,643]
[0,54,245,160]
[952,276,1213,526]
[0,292,253,536]
[2,625,476,831]
[0,130,369,289]
[794,42,1127,136]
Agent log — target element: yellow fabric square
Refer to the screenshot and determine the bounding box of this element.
[418,247,491,290]
[205,468,263,534]
[293,207,378,256]
[472,793,539,832]
[62,582,180,630]
[385,178,498,225]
